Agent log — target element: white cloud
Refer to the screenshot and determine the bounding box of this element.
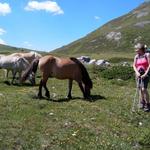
[0,3,11,16]
[0,38,6,45]
[94,16,101,20]
[25,0,64,15]
[0,28,6,35]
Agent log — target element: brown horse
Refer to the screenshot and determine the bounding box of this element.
[21,55,93,99]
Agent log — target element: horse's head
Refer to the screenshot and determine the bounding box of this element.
[21,71,36,85]
[84,79,93,98]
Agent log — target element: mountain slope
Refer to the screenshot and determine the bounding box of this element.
[0,44,31,54]
[54,2,150,54]
[0,44,47,55]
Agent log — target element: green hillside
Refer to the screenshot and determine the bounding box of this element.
[0,44,32,54]
[53,2,150,55]
[0,44,48,55]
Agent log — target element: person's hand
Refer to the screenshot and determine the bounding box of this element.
[136,72,141,77]
[141,73,147,79]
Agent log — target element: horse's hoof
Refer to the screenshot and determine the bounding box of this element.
[4,81,11,85]
[46,96,50,100]
[37,94,43,99]
[67,96,72,99]
[45,92,50,99]
[31,81,36,86]
[84,96,92,101]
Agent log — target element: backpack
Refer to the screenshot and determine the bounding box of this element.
[146,48,150,53]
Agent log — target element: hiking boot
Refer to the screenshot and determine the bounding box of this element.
[144,103,150,112]
[139,100,146,109]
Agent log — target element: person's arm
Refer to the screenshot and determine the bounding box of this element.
[133,56,140,77]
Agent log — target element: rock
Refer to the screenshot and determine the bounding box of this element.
[106,31,122,41]
[134,21,150,28]
[77,56,90,63]
[95,59,110,67]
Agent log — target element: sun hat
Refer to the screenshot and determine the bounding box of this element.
[134,43,145,51]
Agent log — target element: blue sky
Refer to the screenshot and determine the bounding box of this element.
[0,0,146,51]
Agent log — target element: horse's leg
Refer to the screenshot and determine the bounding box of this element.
[43,77,50,99]
[67,79,73,99]
[38,72,50,99]
[18,72,22,84]
[78,81,86,99]
[38,79,43,98]
[11,71,17,84]
[7,70,10,78]
[4,69,8,78]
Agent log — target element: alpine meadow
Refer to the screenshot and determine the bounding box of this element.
[0,1,150,150]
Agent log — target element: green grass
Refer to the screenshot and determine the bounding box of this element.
[0,67,150,150]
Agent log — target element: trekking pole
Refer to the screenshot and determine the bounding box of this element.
[131,77,141,112]
[138,78,144,112]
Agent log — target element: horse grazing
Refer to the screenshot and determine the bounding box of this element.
[7,51,42,84]
[21,55,93,99]
[0,55,31,84]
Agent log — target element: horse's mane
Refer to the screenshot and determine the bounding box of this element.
[70,57,93,89]
[30,51,42,59]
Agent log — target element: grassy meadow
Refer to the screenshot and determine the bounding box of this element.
[0,53,150,150]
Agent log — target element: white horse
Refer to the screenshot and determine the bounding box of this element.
[0,54,11,78]
[10,51,42,63]
[0,55,31,84]
[8,51,42,83]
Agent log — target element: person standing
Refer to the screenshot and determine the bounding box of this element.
[133,43,150,112]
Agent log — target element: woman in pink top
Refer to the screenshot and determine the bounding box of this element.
[133,43,150,112]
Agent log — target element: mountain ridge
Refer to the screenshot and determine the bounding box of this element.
[53,2,150,54]
[0,44,46,54]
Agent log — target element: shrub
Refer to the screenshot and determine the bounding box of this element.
[109,57,133,63]
[100,66,134,80]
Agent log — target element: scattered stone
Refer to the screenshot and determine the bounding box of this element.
[77,56,90,63]
[134,21,150,28]
[136,12,149,18]
[106,31,122,41]
[121,62,130,67]
[95,59,110,67]
[52,93,57,98]
[49,112,54,116]
[0,93,4,97]
[88,59,96,65]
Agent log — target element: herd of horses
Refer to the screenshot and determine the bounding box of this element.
[0,52,93,100]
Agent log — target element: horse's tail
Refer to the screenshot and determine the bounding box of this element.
[70,57,93,89]
[21,58,39,82]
